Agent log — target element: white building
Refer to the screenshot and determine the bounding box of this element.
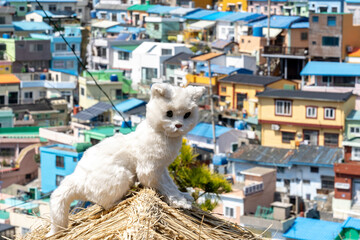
[228,145,342,201]
[130,42,192,88]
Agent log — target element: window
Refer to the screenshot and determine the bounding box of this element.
[221,87,226,93]
[0,17,5,24]
[277,167,285,173]
[56,175,64,186]
[49,4,56,11]
[327,16,336,26]
[29,44,43,52]
[303,180,311,185]
[352,147,360,160]
[53,60,65,68]
[301,32,308,41]
[56,156,64,168]
[8,92,18,104]
[282,132,295,143]
[312,16,319,23]
[118,51,130,60]
[220,96,226,102]
[324,107,335,119]
[116,89,122,100]
[306,106,317,118]
[154,24,159,30]
[73,157,77,162]
[78,8,82,13]
[64,6,72,11]
[324,133,339,147]
[331,7,337,13]
[224,207,235,218]
[142,67,158,81]
[0,95,4,104]
[80,87,85,96]
[322,76,331,85]
[310,167,319,173]
[322,36,339,46]
[24,92,33,99]
[19,6,25,11]
[312,41,317,45]
[275,100,292,116]
[350,127,360,134]
[321,176,334,189]
[66,61,74,69]
[161,49,172,55]
[55,43,67,51]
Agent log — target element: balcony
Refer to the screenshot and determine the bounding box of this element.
[262,46,309,58]
[52,51,80,58]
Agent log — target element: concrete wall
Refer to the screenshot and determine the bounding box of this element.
[342,14,360,59]
[248,1,285,15]
[345,3,360,25]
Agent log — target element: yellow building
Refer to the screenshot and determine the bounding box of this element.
[0,74,20,105]
[257,89,355,149]
[218,74,298,117]
[0,61,12,74]
[218,0,247,12]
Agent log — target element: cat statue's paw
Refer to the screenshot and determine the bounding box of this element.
[169,195,192,209]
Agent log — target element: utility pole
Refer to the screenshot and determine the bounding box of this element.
[208,60,217,156]
[267,0,271,76]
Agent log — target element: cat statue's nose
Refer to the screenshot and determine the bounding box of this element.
[175,124,183,129]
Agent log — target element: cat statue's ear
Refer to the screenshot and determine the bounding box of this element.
[187,85,206,103]
[151,83,172,99]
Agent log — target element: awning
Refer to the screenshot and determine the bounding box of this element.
[262,28,282,38]
[188,20,215,30]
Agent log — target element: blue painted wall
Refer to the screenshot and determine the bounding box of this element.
[40,144,84,193]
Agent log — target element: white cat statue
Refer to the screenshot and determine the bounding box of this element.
[46,83,205,236]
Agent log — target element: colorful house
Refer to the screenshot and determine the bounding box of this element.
[31,26,82,76]
[127,3,157,27]
[83,125,134,145]
[163,52,193,86]
[257,89,355,148]
[308,13,360,62]
[218,74,298,117]
[40,144,85,193]
[247,0,287,15]
[7,0,28,18]
[145,17,181,42]
[0,74,20,105]
[283,0,309,17]
[0,109,14,128]
[300,61,360,110]
[218,0,248,11]
[12,21,53,37]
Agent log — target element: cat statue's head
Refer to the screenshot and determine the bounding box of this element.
[146,83,206,138]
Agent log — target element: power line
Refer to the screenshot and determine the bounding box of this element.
[34,0,132,129]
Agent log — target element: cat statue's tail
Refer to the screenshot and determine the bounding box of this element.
[46,176,79,237]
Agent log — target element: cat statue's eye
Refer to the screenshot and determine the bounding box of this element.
[184,112,191,119]
[166,110,173,118]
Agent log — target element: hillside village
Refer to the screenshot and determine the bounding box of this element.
[1,0,360,239]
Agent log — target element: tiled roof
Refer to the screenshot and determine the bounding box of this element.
[256,88,353,102]
[247,15,308,29]
[114,98,146,113]
[219,74,281,86]
[300,61,360,76]
[73,102,112,121]
[163,52,193,65]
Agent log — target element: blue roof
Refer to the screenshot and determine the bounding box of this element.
[300,61,360,77]
[346,0,360,3]
[13,21,52,31]
[218,12,264,22]
[106,25,145,34]
[197,64,253,76]
[342,217,360,230]
[183,10,216,20]
[27,10,54,17]
[49,68,79,76]
[291,22,309,28]
[283,217,342,240]
[114,98,146,112]
[187,122,232,139]
[248,15,307,29]
[347,110,360,121]
[147,5,179,14]
[200,11,233,21]
[21,81,76,89]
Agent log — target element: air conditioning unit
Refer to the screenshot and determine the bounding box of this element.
[271,124,280,131]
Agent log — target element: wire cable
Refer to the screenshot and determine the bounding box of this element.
[34,0,133,129]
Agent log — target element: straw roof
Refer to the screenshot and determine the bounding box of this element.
[19,188,261,240]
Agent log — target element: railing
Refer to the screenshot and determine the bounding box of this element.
[263,46,309,56]
[52,51,80,57]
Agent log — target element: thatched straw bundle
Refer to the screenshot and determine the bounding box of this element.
[19,189,261,240]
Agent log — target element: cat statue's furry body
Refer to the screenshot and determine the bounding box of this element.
[46,83,205,236]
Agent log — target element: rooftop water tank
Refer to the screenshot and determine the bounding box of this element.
[2,34,9,39]
[90,10,96,19]
[253,27,263,37]
[110,74,118,82]
[213,154,228,166]
[40,74,46,80]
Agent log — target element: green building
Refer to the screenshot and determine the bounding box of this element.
[0,109,14,128]
[8,0,28,18]
[283,1,309,17]
[344,110,360,140]
[145,16,181,42]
